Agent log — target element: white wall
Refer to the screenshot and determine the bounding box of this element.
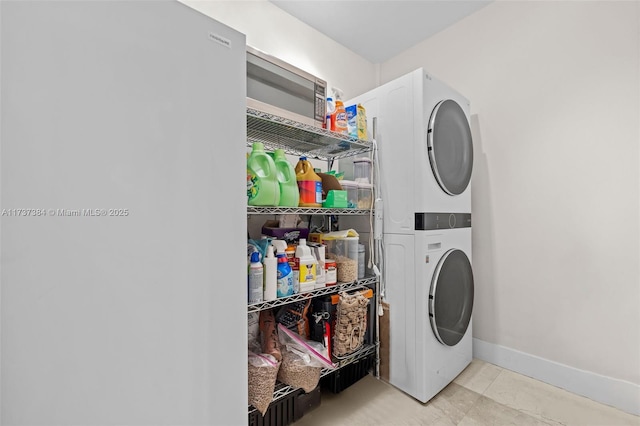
[180,0,377,100]
[381,0,640,411]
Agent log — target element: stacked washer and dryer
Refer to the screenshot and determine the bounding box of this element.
[349,68,474,403]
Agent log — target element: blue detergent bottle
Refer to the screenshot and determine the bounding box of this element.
[276,252,294,298]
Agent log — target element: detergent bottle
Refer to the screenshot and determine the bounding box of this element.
[295,156,322,208]
[295,239,317,292]
[247,142,279,206]
[273,149,299,207]
[333,89,348,135]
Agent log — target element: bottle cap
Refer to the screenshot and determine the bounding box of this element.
[250,252,260,263]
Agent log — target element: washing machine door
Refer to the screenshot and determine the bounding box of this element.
[427,99,473,196]
[429,249,474,346]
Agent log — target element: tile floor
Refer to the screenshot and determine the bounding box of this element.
[293,359,640,426]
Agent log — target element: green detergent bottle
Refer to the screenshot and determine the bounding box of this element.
[247,143,279,206]
[273,149,299,207]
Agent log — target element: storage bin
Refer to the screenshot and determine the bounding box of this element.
[320,353,375,394]
[325,236,359,283]
[293,385,321,421]
[357,183,373,209]
[261,225,309,242]
[248,388,300,426]
[340,180,358,208]
[324,237,359,265]
[353,157,372,183]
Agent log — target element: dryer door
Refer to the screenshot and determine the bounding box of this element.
[429,249,474,346]
[427,100,473,196]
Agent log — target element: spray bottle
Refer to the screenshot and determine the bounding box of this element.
[271,240,294,298]
[332,88,348,135]
[263,245,277,301]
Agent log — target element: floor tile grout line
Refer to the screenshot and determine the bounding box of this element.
[454,386,485,426]
[454,365,507,425]
[480,364,505,396]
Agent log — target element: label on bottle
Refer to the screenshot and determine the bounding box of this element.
[325,261,337,285]
[298,180,321,206]
[299,262,316,285]
[315,181,322,203]
[291,257,300,293]
[247,169,259,202]
[335,111,348,134]
[277,268,294,298]
[248,268,263,303]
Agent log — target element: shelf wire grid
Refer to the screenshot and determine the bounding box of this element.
[247,277,377,314]
[248,343,378,415]
[246,108,373,160]
[247,206,373,215]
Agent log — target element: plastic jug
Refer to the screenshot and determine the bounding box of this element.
[273,149,299,207]
[295,239,317,292]
[295,156,322,207]
[247,142,279,206]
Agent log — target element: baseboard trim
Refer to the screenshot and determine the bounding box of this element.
[473,338,640,416]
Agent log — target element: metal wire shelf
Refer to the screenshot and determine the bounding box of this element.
[248,343,378,414]
[247,277,377,314]
[247,206,373,215]
[246,108,373,160]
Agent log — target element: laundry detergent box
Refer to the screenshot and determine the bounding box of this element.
[346,104,358,138]
[356,104,367,140]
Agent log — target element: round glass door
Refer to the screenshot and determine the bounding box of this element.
[427,99,473,196]
[429,249,474,346]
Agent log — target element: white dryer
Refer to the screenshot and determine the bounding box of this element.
[384,220,473,403]
[348,69,474,403]
[347,68,473,234]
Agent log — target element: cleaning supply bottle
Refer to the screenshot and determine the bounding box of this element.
[247,142,280,206]
[273,149,299,207]
[295,156,322,207]
[263,245,277,301]
[295,239,317,292]
[333,90,348,135]
[276,252,294,298]
[325,97,336,130]
[310,243,326,288]
[248,252,263,303]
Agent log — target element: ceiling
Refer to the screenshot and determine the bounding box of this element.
[269,1,491,63]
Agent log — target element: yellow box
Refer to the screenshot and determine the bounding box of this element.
[357,104,368,140]
[308,233,324,244]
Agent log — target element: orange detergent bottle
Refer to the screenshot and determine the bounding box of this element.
[333,97,348,135]
[295,156,322,207]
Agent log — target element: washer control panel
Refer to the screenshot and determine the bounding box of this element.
[415,213,471,230]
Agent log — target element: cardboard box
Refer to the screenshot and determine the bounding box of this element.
[261,220,309,243]
[308,233,324,244]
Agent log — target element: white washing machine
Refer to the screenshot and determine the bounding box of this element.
[384,222,473,403]
[348,69,474,403]
[347,68,473,234]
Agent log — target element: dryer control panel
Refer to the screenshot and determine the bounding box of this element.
[415,213,471,230]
